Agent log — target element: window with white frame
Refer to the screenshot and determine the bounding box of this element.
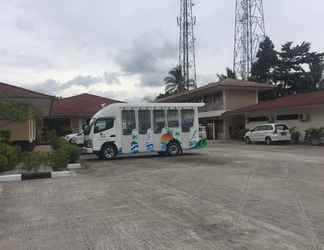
[167,110,179,128]
[181,109,194,133]
[138,110,151,135]
[153,110,165,134]
[122,110,136,135]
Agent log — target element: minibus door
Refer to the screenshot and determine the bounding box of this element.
[181,109,196,149]
[138,110,154,153]
[121,110,138,154]
[93,118,116,150]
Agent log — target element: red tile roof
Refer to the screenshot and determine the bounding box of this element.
[224,90,324,115]
[0,82,54,99]
[157,79,274,102]
[51,93,122,117]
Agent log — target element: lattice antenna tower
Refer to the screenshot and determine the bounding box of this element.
[233,0,266,79]
[178,0,197,89]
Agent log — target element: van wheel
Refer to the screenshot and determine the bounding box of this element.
[100,144,116,160]
[245,137,251,144]
[265,137,272,145]
[167,142,181,156]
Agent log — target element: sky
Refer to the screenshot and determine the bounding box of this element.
[1,0,324,102]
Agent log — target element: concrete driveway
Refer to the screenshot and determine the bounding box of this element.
[1,142,324,249]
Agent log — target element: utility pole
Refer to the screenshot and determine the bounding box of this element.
[233,0,266,80]
[178,0,197,90]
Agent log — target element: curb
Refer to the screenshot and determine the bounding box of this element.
[0,171,73,183]
[67,163,82,170]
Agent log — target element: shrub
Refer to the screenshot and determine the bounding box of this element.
[0,155,9,172]
[305,127,324,145]
[50,148,70,171]
[289,127,301,143]
[0,143,21,172]
[22,152,50,172]
[47,131,81,170]
[305,128,324,140]
[0,131,11,143]
[48,130,59,147]
[51,137,69,150]
[63,144,81,163]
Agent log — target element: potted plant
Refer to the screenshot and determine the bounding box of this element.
[305,128,324,146]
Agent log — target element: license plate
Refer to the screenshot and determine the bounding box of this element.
[281,132,287,136]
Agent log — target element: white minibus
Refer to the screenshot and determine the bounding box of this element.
[83,103,208,160]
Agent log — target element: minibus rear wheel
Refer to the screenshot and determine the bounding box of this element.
[100,143,117,160]
[167,141,181,156]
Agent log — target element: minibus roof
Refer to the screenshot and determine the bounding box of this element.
[93,103,205,118]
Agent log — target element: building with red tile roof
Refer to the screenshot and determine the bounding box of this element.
[224,90,324,140]
[0,81,54,99]
[157,79,273,140]
[224,90,324,115]
[0,82,54,143]
[51,93,122,118]
[46,93,122,135]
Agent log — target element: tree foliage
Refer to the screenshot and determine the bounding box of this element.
[217,67,237,81]
[251,36,278,83]
[164,65,195,94]
[0,101,34,121]
[249,37,324,98]
[274,41,324,95]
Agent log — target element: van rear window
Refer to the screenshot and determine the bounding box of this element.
[275,124,288,130]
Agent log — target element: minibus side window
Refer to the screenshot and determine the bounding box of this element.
[138,110,151,135]
[167,110,179,128]
[122,110,136,135]
[94,118,114,134]
[153,110,165,134]
[181,110,194,133]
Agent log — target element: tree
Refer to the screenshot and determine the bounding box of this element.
[164,66,187,94]
[273,41,324,95]
[250,36,278,83]
[217,67,237,81]
[0,101,33,121]
[309,54,324,89]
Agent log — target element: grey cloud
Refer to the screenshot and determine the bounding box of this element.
[15,18,34,32]
[33,79,61,95]
[33,75,104,95]
[0,49,53,69]
[104,72,122,85]
[65,75,102,87]
[115,34,178,87]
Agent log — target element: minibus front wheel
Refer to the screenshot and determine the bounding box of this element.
[167,141,182,156]
[100,143,117,160]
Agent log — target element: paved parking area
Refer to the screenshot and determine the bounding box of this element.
[1,142,324,249]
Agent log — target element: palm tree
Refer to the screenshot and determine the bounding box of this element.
[164,66,185,94]
[217,67,237,81]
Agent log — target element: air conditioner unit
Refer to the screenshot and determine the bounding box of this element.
[300,113,310,122]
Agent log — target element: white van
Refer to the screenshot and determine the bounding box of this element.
[244,123,291,145]
[83,103,208,159]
